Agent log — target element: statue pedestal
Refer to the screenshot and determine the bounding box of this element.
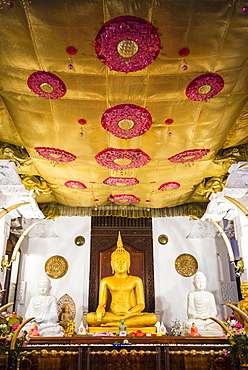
[88,326,157,334]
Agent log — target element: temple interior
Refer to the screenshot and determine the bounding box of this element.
[0,0,248,369]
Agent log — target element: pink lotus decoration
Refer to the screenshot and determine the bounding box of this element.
[185,73,224,101]
[168,149,210,164]
[101,104,152,139]
[64,181,86,189]
[103,177,139,187]
[95,148,151,170]
[95,16,160,73]
[27,71,66,99]
[35,147,76,162]
[108,194,140,204]
[158,182,180,191]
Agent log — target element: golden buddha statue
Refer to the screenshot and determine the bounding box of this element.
[86,232,158,327]
[224,281,248,333]
[235,281,248,331]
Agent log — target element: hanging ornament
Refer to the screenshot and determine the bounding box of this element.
[78,119,87,137]
[66,46,77,55]
[66,46,77,70]
[68,58,74,70]
[165,118,174,137]
[179,47,190,71]
[242,6,248,11]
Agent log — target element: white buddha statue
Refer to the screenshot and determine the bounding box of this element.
[182,272,223,335]
[25,275,63,337]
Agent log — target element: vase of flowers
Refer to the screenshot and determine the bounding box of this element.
[0,311,29,369]
[222,314,248,368]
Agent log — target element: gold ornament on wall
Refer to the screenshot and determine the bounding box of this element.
[74,235,85,246]
[174,253,198,277]
[45,255,68,279]
[158,234,169,245]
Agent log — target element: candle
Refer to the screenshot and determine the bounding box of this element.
[11,222,38,262]
[210,219,235,262]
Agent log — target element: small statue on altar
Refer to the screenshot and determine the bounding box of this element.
[189,323,201,337]
[86,232,158,328]
[66,320,75,337]
[182,272,222,335]
[28,321,40,337]
[170,319,181,336]
[118,319,127,334]
[59,304,72,329]
[25,275,63,337]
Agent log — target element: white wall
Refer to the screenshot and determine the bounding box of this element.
[14,215,233,333]
[16,216,91,330]
[152,217,227,330]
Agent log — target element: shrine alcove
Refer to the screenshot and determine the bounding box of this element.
[88,216,155,314]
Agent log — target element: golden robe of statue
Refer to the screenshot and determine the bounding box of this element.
[236,282,248,331]
[86,232,158,327]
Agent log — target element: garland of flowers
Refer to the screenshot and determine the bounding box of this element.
[64,181,86,189]
[158,182,180,191]
[95,16,160,73]
[108,194,140,204]
[168,149,210,164]
[101,104,152,139]
[35,147,76,163]
[95,148,151,170]
[27,71,67,99]
[185,73,224,101]
[103,177,139,187]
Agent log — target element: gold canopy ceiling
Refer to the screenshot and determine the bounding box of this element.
[0,0,248,214]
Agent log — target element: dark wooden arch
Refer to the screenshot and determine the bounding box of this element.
[88,216,155,313]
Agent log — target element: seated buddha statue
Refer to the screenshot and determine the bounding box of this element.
[231,281,248,331]
[86,232,158,327]
[182,272,222,334]
[238,282,248,313]
[59,304,72,329]
[25,275,63,337]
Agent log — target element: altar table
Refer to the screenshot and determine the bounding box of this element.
[2,335,235,370]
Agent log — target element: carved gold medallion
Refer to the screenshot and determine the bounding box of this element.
[174,253,198,277]
[45,255,68,279]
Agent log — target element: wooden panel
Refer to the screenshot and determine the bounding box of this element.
[88,216,155,314]
[16,337,235,370]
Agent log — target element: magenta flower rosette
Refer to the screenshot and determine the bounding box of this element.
[95,16,160,73]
